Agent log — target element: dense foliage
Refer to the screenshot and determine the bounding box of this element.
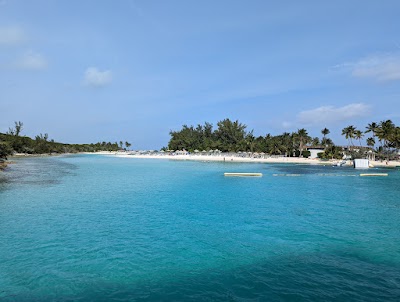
[169,118,400,160]
[341,120,400,160]
[0,141,13,162]
[168,118,321,157]
[0,121,131,162]
[2,119,399,163]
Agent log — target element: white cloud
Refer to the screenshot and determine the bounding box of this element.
[0,26,26,46]
[15,51,47,70]
[297,103,371,125]
[336,53,400,81]
[84,67,112,87]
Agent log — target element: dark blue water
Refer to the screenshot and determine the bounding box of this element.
[1,155,399,301]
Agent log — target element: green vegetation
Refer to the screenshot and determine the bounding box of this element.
[0,141,13,163]
[168,118,400,161]
[169,119,329,157]
[2,118,399,163]
[341,120,400,160]
[0,121,131,162]
[317,145,344,160]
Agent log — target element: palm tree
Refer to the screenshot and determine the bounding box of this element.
[376,120,394,146]
[321,127,330,151]
[321,127,330,139]
[295,128,311,156]
[354,130,363,147]
[245,131,255,153]
[267,138,284,155]
[311,137,320,146]
[388,127,400,151]
[281,132,294,157]
[365,122,377,137]
[375,120,395,160]
[321,137,333,146]
[125,141,131,150]
[341,125,356,149]
[366,137,375,148]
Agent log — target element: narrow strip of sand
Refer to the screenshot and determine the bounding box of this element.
[93,151,400,167]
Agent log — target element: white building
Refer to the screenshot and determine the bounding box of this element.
[306,147,325,159]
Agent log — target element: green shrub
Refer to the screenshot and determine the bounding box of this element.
[301,150,311,158]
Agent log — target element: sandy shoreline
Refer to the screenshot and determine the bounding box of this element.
[7,151,399,168]
[93,151,400,168]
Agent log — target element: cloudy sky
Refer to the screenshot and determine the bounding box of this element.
[1,0,400,149]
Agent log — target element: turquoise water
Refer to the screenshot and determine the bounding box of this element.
[1,155,399,301]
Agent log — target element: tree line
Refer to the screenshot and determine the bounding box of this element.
[2,118,399,163]
[0,121,132,162]
[342,121,400,160]
[168,118,400,160]
[168,118,333,157]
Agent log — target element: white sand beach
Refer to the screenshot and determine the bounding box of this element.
[93,151,400,168]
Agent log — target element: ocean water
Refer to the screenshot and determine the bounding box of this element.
[0,155,399,301]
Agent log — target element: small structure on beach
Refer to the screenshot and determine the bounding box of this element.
[354,159,369,169]
[366,150,376,161]
[306,146,325,159]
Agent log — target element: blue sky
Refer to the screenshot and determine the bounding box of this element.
[1,0,400,149]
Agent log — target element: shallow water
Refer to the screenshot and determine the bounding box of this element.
[1,155,399,301]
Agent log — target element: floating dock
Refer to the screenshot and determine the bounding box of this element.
[224,172,262,177]
[360,173,388,177]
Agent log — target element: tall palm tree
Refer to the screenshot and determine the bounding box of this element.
[354,130,364,147]
[375,120,395,159]
[365,122,377,137]
[341,125,356,149]
[388,127,400,151]
[295,128,311,156]
[321,127,330,150]
[376,120,395,148]
[321,127,330,139]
